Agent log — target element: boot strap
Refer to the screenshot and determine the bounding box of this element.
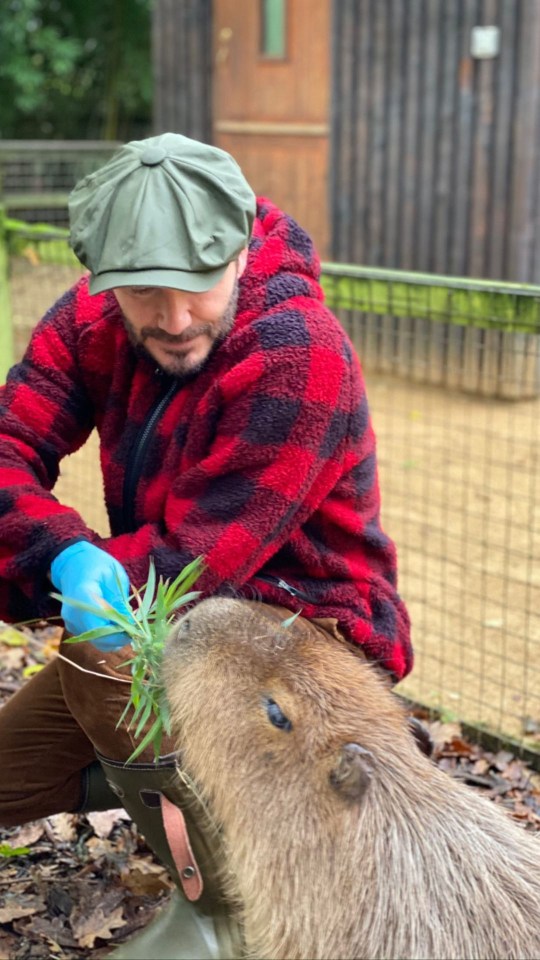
[160,793,203,902]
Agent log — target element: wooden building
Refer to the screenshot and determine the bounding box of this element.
[153,0,540,283]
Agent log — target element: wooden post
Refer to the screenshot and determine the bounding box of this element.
[0,206,14,384]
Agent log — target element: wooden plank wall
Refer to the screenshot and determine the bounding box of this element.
[331,0,540,284]
[330,0,540,398]
[152,0,213,143]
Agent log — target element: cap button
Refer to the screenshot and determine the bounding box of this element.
[140,145,167,166]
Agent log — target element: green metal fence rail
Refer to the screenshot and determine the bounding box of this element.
[321,263,540,400]
[321,263,540,334]
[4,214,75,258]
[0,212,78,381]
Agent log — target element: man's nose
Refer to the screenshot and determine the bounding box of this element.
[156,291,192,335]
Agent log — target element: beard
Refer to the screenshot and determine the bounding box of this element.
[121,279,240,379]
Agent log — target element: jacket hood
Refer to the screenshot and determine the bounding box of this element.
[235,197,324,328]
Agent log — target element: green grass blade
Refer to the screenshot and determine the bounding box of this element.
[126,716,163,763]
[139,560,157,618]
[167,590,202,614]
[134,698,155,739]
[281,611,302,628]
[128,696,148,725]
[117,698,135,729]
[159,695,172,736]
[163,556,204,605]
[153,581,168,625]
[62,625,122,644]
[49,592,141,635]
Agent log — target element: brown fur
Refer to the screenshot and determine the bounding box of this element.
[164,598,540,960]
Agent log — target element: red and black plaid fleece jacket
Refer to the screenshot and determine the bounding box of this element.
[0,199,412,679]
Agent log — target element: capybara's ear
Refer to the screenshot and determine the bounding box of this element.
[329,743,375,802]
[408,717,434,758]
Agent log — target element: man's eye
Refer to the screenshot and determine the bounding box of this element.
[129,286,154,296]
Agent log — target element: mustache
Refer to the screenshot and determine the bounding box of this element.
[140,324,214,344]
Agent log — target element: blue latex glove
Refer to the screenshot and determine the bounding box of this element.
[50,541,132,652]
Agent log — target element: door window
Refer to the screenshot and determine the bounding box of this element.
[260,0,286,59]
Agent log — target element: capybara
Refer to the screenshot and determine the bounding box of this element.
[164,598,540,960]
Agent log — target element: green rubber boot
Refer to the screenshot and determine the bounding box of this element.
[97,752,244,960]
[108,889,228,960]
[77,760,120,812]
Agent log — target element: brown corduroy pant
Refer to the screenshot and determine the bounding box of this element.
[0,636,175,828]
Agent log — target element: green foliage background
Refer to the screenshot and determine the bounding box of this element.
[0,0,153,140]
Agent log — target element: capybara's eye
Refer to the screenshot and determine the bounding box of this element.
[264,696,293,732]
[175,615,190,636]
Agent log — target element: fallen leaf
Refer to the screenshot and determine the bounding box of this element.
[122,866,173,897]
[13,915,77,949]
[86,809,128,839]
[85,836,119,860]
[0,623,29,646]
[0,843,31,857]
[445,737,475,757]
[501,759,529,783]
[1,647,26,670]
[471,757,490,776]
[123,855,170,875]
[0,930,19,960]
[508,801,536,819]
[103,829,138,861]
[34,624,64,643]
[22,663,45,678]
[42,638,62,660]
[46,813,78,843]
[428,721,463,748]
[71,904,126,948]
[493,750,515,771]
[10,821,45,847]
[0,893,45,923]
[437,756,457,773]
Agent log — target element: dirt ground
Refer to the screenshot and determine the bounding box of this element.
[7,260,540,754]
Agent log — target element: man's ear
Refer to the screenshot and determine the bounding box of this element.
[237,247,249,278]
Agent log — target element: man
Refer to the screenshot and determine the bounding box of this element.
[0,133,412,957]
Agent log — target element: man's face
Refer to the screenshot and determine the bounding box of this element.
[113,251,247,377]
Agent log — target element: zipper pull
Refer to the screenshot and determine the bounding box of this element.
[276,578,298,597]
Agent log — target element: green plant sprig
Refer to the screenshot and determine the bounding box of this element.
[51,556,204,763]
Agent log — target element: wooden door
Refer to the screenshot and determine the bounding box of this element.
[212,0,331,256]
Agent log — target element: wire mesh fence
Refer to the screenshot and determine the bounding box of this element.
[0,141,120,227]
[2,223,539,761]
[323,266,540,760]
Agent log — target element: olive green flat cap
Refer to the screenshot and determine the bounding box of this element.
[68,133,256,295]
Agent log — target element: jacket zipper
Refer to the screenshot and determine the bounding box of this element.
[254,574,315,604]
[122,380,179,533]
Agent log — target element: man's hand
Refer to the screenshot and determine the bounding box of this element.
[50,541,131,652]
